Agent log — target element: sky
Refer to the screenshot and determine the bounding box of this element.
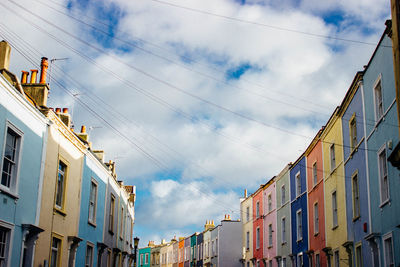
[0,0,391,247]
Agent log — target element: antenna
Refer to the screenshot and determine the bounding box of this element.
[48,57,69,85]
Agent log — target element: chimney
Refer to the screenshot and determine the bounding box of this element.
[21,71,29,84]
[0,41,11,70]
[77,125,89,142]
[59,108,71,128]
[244,189,247,198]
[39,57,48,84]
[21,58,50,107]
[204,219,215,231]
[93,150,105,163]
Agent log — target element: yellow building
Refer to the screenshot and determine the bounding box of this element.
[240,190,253,266]
[33,108,86,267]
[321,108,349,267]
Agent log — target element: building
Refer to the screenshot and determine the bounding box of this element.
[305,129,326,267]
[262,178,277,267]
[196,232,203,267]
[240,190,253,267]
[275,164,292,267]
[139,247,151,267]
[0,42,48,267]
[289,155,309,267]
[252,187,264,267]
[363,21,400,267]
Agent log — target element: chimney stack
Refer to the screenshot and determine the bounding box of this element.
[39,57,48,84]
[93,150,105,163]
[77,125,89,143]
[58,108,71,128]
[0,41,11,70]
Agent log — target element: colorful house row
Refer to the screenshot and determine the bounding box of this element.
[138,215,242,267]
[0,41,138,267]
[240,21,400,267]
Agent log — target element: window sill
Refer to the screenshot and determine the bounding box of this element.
[53,207,67,217]
[0,187,19,199]
[352,215,360,222]
[108,230,114,235]
[296,238,303,243]
[281,241,287,246]
[332,225,338,230]
[314,232,319,237]
[379,199,390,208]
[88,220,97,228]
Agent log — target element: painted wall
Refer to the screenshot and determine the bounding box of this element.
[363,32,400,266]
[218,220,242,267]
[240,195,253,266]
[196,233,203,267]
[262,179,277,266]
[0,74,48,267]
[210,226,218,267]
[252,188,264,267]
[184,237,190,267]
[321,112,348,265]
[275,165,291,265]
[290,156,309,267]
[341,78,372,266]
[305,139,327,267]
[139,247,151,267]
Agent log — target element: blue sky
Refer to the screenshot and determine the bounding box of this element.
[1,0,390,247]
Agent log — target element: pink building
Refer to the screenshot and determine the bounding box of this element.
[263,177,277,267]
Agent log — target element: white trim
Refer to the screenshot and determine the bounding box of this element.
[377,144,390,205]
[0,220,14,267]
[295,171,301,197]
[372,74,384,122]
[383,232,395,267]
[296,209,302,242]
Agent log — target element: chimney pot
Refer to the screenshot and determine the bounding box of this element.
[55,107,61,113]
[81,125,86,133]
[30,69,38,83]
[39,57,49,84]
[63,108,69,113]
[21,71,29,84]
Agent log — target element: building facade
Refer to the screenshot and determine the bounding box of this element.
[262,178,277,267]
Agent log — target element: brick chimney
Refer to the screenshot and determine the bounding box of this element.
[93,150,105,163]
[59,108,71,128]
[21,57,50,107]
[77,125,89,142]
[204,220,215,231]
[0,41,11,71]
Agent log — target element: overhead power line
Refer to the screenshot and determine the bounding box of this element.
[149,0,392,48]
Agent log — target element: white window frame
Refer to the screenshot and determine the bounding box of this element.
[312,162,317,186]
[296,209,302,241]
[383,233,394,267]
[256,201,260,218]
[332,191,338,228]
[282,257,287,267]
[246,206,250,222]
[268,224,273,247]
[268,194,272,212]
[281,184,286,206]
[145,252,149,264]
[378,145,389,204]
[330,144,336,172]
[352,171,360,219]
[85,242,94,267]
[355,243,362,267]
[314,202,319,235]
[349,114,357,150]
[0,122,23,194]
[256,227,260,249]
[0,221,14,267]
[88,179,98,224]
[296,171,301,197]
[281,217,286,244]
[373,75,384,121]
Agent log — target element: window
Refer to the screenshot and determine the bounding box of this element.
[120,207,124,238]
[314,202,319,234]
[256,201,260,218]
[352,173,360,219]
[50,236,62,267]
[378,148,389,203]
[268,194,272,212]
[384,235,394,267]
[256,227,260,249]
[1,126,22,191]
[140,254,143,266]
[332,191,338,228]
[330,144,336,171]
[282,257,286,267]
[268,224,273,247]
[296,210,302,241]
[107,249,111,267]
[55,160,67,209]
[374,79,383,120]
[281,185,286,206]
[85,244,94,267]
[88,180,98,224]
[269,260,273,267]
[257,261,260,267]
[247,262,250,267]
[312,162,317,186]
[298,254,303,267]
[355,244,362,267]
[145,253,149,264]
[246,206,250,222]
[349,116,357,150]
[315,253,320,267]
[0,226,11,267]
[296,172,301,197]
[334,250,340,267]
[281,217,286,243]
[246,231,250,250]
[109,194,115,233]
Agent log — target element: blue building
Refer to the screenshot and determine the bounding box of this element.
[340,72,372,266]
[0,42,48,267]
[75,151,108,267]
[289,155,309,267]
[363,22,400,266]
[196,232,203,267]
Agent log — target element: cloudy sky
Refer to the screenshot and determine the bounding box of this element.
[0,0,390,246]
